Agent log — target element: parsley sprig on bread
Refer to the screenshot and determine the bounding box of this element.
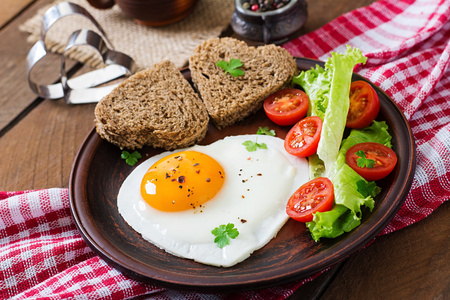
[189,37,297,129]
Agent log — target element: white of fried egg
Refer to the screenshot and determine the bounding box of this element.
[117,135,309,267]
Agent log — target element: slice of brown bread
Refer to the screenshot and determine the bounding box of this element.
[94,60,209,150]
[189,37,298,128]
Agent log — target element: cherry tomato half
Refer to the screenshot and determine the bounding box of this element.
[286,177,334,223]
[346,142,398,181]
[263,89,309,126]
[284,116,322,157]
[346,81,380,129]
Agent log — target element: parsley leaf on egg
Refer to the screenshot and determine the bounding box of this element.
[216,58,244,77]
[121,150,141,166]
[242,139,268,152]
[257,126,276,136]
[212,223,239,248]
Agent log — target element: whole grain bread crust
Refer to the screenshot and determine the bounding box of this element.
[189,37,298,128]
[94,60,209,150]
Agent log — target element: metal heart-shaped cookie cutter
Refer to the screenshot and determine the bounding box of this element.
[26,2,135,104]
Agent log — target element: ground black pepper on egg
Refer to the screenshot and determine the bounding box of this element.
[241,0,291,12]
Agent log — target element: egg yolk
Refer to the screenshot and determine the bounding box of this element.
[140,151,225,212]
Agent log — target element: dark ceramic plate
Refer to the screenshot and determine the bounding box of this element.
[69,57,416,292]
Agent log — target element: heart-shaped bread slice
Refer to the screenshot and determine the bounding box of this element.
[189,37,298,128]
[94,60,209,150]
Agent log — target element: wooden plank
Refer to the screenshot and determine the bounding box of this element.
[0,0,93,190]
[0,0,34,28]
[0,97,96,190]
[320,201,450,299]
[2,1,448,300]
[0,0,57,131]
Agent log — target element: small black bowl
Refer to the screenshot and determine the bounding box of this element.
[231,0,308,44]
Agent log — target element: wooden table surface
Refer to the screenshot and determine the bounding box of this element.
[0,0,448,299]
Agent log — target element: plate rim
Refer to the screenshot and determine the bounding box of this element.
[69,56,416,292]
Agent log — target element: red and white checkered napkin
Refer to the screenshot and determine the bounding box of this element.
[0,189,310,299]
[1,0,449,299]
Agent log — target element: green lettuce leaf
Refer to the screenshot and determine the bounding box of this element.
[306,204,361,241]
[293,65,329,119]
[292,45,367,179]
